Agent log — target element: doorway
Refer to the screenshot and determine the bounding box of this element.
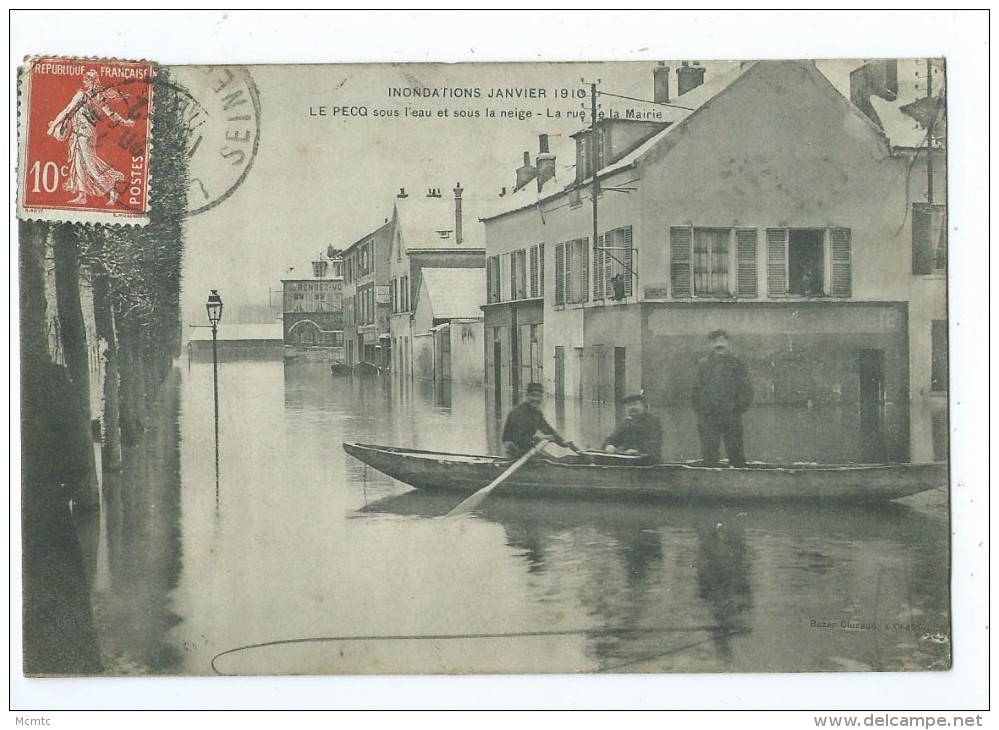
[858,348,887,463]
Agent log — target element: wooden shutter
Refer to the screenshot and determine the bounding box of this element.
[580,238,589,303]
[830,228,852,297]
[485,258,495,304]
[736,228,758,297]
[670,227,692,298]
[594,235,605,300]
[622,226,634,296]
[509,251,517,300]
[555,242,565,305]
[766,228,788,297]
[539,243,545,297]
[529,246,539,298]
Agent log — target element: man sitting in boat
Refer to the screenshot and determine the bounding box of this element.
[502,382,574,458]
[603,393,663,464]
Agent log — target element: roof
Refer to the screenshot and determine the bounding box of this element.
[394,196,485,250]
[481,61,751,221]
[342,218,393,255]
[418,268,486,319]
[188,323,284,341]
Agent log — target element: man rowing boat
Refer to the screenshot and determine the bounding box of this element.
[603,393,663,464]
[501,382,575,458]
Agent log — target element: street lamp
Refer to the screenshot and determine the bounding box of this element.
[206,290,223,505]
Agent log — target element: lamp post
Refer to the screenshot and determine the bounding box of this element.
[206,289,223,504]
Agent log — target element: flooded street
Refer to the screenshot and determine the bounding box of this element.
[78,361,950,676]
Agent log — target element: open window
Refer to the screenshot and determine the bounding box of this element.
[788,229,825,296]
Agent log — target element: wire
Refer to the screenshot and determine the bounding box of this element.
[210,624,736,674]
[598,89,695,112]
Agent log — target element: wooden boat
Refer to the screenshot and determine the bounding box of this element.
[342,442,947,503]
[330,362,352,377]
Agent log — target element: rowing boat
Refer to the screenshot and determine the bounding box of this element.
[342,443,947,504]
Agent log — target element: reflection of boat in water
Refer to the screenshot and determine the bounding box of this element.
[330,362,351,377]
[352,362,381,377]
[343,443,947,504]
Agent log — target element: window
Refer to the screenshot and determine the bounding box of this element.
[555,238,589,305]
[693,228,730,296]
[931,319,947,392]
[595,225,634,300]
[400,275,409,311]
[912,203,947,274]
[768,228,851,298]
[390,277,397,313]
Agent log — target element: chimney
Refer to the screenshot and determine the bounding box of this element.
[677,61,706,96]
[514,150,537,192]
[536,134,556,192]
[653,62,670,103]
[850,59,899,129]
[397,187,408,198]
[499,186,507,197]
[453,182,463,246]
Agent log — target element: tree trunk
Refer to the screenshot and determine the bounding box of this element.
[91,249,122,471]
[52,224,100,511]
[20,219,103,675]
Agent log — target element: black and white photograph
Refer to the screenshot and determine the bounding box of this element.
[9,9,988,717]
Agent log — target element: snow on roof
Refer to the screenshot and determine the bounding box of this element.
[188,323,284,341]
[419,268,486,320]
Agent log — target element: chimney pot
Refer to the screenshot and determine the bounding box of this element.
[653,63,671,104]
[523,151,531,165]
[398,187,408,198]
[539,134,550,154]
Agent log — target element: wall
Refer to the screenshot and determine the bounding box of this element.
[447,320,485,386]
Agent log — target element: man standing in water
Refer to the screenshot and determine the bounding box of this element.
[502,382,574,458]
[692,329,754,467]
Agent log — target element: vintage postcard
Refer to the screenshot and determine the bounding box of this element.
[11,10,987,714]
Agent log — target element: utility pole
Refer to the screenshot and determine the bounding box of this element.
[590,82,599,259]
[925,58,934,204]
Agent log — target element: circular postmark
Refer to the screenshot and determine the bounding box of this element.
[167,66,261,216]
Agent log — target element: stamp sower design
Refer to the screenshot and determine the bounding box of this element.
[18,57,154,224]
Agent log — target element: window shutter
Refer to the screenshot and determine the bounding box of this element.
[555,242,565,305]
[539,243,545,296]
[670,227,692,298]
[565,241,574,303]
[580,238,590,303]
[623,225,634,296]
[736,228,758,297]
[594,235,605,300]
[766,228,788,297]
[529,246,539,298]
[485,259,494,304]
[830,228,852,297]
[510,251,517,300]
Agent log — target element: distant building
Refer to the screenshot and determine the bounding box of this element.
[188,323,284,362]
[388,184,486,378]
[342,220,393,370]
[281,253,345,361]
[481,59,947,463]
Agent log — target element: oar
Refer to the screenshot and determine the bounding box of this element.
[445,438,551,516]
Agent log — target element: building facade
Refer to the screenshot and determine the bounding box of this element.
[281,255,345,361]
[342,221,393,370]
[481,60,947,464]
[387,184,486,378]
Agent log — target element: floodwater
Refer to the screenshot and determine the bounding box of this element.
[78,361,950,676]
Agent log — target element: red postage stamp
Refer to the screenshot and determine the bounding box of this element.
[17,57,155,225]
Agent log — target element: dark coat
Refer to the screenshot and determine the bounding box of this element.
[603,411,663,462]
[502,401,567,454]
[692,353,754,415]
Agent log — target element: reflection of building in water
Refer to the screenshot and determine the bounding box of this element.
[480,59,948,464]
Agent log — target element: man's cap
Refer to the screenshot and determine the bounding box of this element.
[526,383,544,394]
[708,328,729,341]
[621,393,646,405]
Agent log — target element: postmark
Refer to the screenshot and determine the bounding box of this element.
[17,56,155,225]
[168,65,261,216]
